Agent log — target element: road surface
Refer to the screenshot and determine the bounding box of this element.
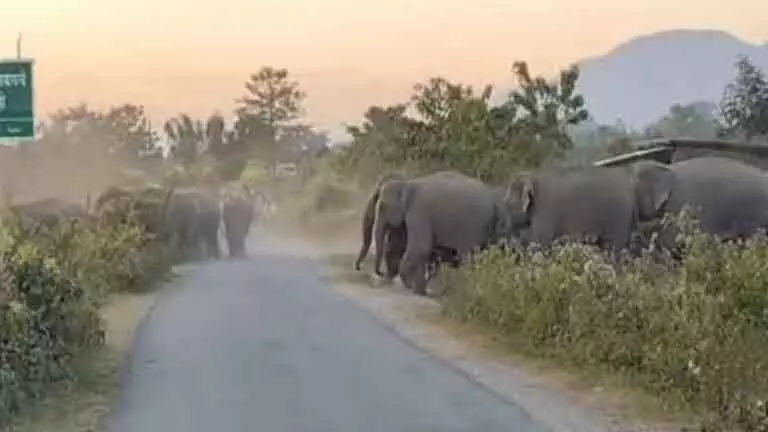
[106,233,549,432]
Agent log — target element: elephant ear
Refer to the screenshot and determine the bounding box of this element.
[632,161,674,220]
[520,177,534,214]
[505,174,535,214]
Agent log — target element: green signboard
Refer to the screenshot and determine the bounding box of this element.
[0,59,34,139]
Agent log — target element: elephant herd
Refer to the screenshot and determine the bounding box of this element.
[5,182,270,262]
[354,156,768,296]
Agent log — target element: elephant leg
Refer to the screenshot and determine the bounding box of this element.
[225,226,239,258]
[169,232,182,263]
[384,224,407,280]
[399,217,432,296]
[205,229,220,259]
[226,223,247,258]
[425,259,439,282]
[237,235,248,257]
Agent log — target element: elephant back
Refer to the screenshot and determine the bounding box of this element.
[410,172,499,255]
[94,184,173,236]
[668,156,768,237]
[8,197,89,229]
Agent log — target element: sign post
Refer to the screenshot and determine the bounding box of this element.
[0,57,34,140]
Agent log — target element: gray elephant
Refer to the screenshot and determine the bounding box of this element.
[632,156,768,252]
[501,166,639,253]
[164,188,205,262]
[221,184,256,258]
[374,170,507,295]
[92,184,175,239]
[188,187,222,260]
[354,173,408,280]
[355,173,466,283]
[8,197,90,230]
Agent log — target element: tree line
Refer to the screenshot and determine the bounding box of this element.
[10,55,768,191]
[330,54,768,184]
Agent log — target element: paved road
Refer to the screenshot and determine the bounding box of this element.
[106,233,548,432]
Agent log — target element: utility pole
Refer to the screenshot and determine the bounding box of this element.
[16,32,22,59]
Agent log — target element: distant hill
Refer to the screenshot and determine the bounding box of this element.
[575,29,768,129]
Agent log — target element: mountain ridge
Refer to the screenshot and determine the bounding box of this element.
[573,28,768,129]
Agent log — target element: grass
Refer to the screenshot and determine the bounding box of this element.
[1,290,161,432]
[438,214,768,431]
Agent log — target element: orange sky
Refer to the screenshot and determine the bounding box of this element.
[2,0,768,139]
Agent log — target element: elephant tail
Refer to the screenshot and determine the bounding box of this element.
[354,187,380,271]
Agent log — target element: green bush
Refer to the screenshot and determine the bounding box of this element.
[0,208,173,424]
[439,214,768,431]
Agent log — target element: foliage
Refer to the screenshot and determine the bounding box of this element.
[508,61,590,158]
[566,120,644,164]
[164,114,204,171]
[161,65,327,184]
[439,211,768,431]
[644,101,720,140]
[38,103,159,165]
[334,61,590,184]
[0,198,173,424]
[238,66,307,131]
[719,55,768,140]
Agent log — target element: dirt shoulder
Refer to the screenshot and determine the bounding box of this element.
[282,228,690,432]
[2,290,163,432]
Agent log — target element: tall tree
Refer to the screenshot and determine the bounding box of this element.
[238,66,306,133]
[719,55,768,140]
[236,66,307,163]
[101,104,157,162]
[204,112,227,159]
[164,114,203,171]
[507,61,590,160]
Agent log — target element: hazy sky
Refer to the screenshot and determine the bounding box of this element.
[3,0,768,139]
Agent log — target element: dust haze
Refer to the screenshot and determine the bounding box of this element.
[0,131,144,208]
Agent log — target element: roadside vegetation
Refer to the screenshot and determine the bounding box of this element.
[0,206,172,426]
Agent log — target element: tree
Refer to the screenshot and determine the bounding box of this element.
[101,104,158,162]
[38,103,158,164]
[338,60,590,183]
[164,114,203,171]
[277,124,330,162]
[644,101,719,139]
[508,61,590,160]
[719,55,768,140]
[236,66,307,164]
[204,112,227,159]
[238,66,306,133]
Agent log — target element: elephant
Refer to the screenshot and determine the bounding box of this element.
[354,173,465,284]
[187,187,222,260]
[92,184,175,239]
[164,188,206,262]
[501,166,639,254]
[354,173,407,279]
[373,170,507,295]
[8,197,90,230]
[631,156,768,253]
[221,184,257,258]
